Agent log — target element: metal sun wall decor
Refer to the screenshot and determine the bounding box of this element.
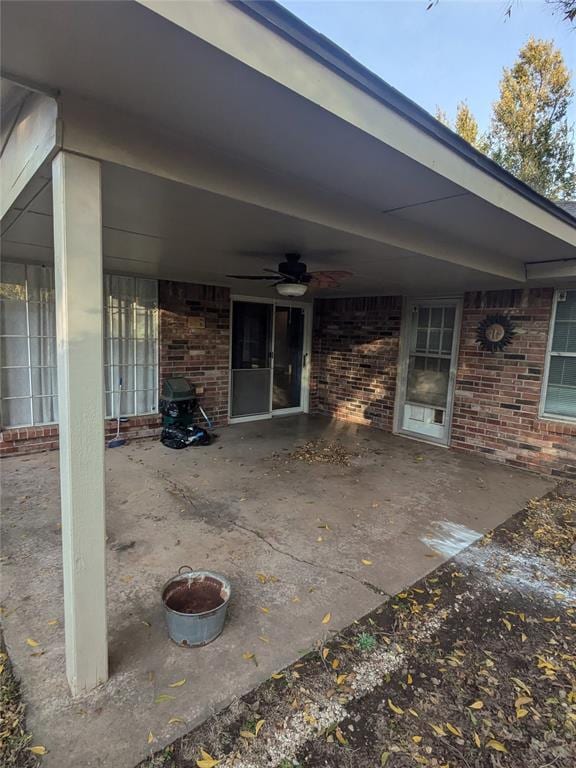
[476,313,516,352]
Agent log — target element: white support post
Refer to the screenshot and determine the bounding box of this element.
[52,151,108,695]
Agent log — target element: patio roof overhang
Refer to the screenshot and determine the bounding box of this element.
[2,0,575,298]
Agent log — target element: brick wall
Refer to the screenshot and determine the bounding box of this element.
[310,290,575,478]
[159,281,230,426]
[1,280,231,456]
[0,415,162,457]
[311,296,402,429]
[451,289,576,478]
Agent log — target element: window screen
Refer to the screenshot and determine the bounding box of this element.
[543,290,576,420]
[0,263,58,427]
[104,275,158,418]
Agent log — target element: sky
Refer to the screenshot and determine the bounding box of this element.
[280,0,576,133]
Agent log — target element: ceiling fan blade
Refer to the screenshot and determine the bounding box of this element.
[307,271,353,288]
[226,275,278,280]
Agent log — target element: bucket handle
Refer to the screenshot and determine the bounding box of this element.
[178,565,194,575]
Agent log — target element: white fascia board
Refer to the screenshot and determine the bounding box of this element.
[0,91,60,219]
[136,0,576,249]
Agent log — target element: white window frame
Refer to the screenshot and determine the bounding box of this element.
[539,287,576,424]
[0,263,58,428]
[103,274,159,419]
[1,263,159,429]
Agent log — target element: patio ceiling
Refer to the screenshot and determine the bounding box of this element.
[1,162,529,297]
[2,0,575,298]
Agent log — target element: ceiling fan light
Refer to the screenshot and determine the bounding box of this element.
[276,283,308,297]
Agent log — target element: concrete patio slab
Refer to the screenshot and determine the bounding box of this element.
[0,416,551,768]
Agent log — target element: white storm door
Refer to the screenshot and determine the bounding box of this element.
[399,299,461,444]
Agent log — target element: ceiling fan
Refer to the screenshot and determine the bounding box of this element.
[227,253,353,297]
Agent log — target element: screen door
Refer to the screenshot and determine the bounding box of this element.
[230,301,273,418]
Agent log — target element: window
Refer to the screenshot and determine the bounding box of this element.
[104,275,158,419]
[0,263,58,427]
[542,289,576,421]
[0,263,159,428]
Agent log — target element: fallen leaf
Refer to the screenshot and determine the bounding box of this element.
[407,673,413,685]
[26,638,39,648]
[486,739,508,753]
[240,730,255,740]
[331,659,340,670]
[197,748,221,768]
[322,648,330,660]
[361,559,373,566]
[29,746,47,755]
[168,717,185,725]
[47,619,59,626]
[380,751,390,766]
[169,679,186,688]
[242,652,254,661]
[412,735,423,744]
[336,673,347,685]
[430,723,446,736]
[469,700,484,709]
[271,672,284,679]
[322,612,331,624]
[446,722,463,738]
[147,731,155,744]
[255,719,265,736]
[501,618,512,631]
[259,635,269,643]
[335,726,348,745]
[155,694,176,704]
[473,731,481,748]
[388,698,403,715]
[259,607,270,614]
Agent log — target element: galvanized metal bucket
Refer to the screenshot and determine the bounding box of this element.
[162,566,231,647]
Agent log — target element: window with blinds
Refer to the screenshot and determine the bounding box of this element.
[0,263,159,428]
[543,289,576,420]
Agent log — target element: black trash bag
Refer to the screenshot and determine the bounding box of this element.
[161,425,211,449]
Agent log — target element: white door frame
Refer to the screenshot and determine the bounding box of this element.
[228,294,313,424]
[393,296,463,446]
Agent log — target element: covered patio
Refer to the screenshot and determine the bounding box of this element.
[0,415,550,767]
[2,2,576,765]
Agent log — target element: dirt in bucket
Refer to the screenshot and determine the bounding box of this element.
[164,577,225,614]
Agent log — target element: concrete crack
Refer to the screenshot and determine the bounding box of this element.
[231,520,388,598]
[154,467,388,599]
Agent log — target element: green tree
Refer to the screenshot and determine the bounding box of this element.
[435,102,488,152]
[488,37,575,200]
[454,101,488,151]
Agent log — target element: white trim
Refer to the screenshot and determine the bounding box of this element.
[394,296,463,446]
[228,295,313,423]
[539,288,576,424]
